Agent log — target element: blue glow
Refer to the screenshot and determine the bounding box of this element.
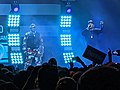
[60,34,71,46]
[14,7,19,12]
[63,52,75,63]
[66,8,72,14]
[8,14,20,27]
[10,52,23,64]
[60,15,72,28]
[8,34,20,46]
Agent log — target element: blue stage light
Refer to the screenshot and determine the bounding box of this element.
[10,52,23,64]
[11,1,19,13]
[66,8,72,14]
[63,52,75,63]
[8,34,20,46]
[8,14,20,27]
[60,34,71,46]
[60,15,72,28]
[14,7,19,12]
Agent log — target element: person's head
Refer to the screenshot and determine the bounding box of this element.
[88,19,94,29]
[37,66,58,90]
[56,77,77,90]
[48,58,57,66]
[78,66,120,90]
[29,23,36,32]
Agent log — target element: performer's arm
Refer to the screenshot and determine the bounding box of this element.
[94,21,104,31]
[38,36,44,57]
[72,56,87,68]
[22,33,28,53]
[40,38,44,56]
[94,27,102,31]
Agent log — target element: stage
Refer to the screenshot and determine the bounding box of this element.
[0,0,120,69]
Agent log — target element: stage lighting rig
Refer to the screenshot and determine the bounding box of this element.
[61,0,76,14]
[10,0,19,13]
[65,2,72,14]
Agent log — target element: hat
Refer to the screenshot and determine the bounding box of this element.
[88,20,93,23]
[29,23,36,29]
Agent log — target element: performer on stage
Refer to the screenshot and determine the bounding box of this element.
[22,23,44,69]
[84,19,104,38]
[82,19,104,47]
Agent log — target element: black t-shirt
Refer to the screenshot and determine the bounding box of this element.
[26,32,41,49]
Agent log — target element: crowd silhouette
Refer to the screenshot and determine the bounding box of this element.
[0,56,120,90]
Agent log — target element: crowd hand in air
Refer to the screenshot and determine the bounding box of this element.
[69,60,74,69]
[72,56,87,68]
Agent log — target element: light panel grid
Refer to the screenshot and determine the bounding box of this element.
[8,34,20,46]
[63,52,75,63]
[8,14,20,27]
[10,52,23,64]
[60,34,71,46]
[60,15,72,28]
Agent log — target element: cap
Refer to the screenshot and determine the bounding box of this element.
[29,23,36,29]
[88,20,93,23]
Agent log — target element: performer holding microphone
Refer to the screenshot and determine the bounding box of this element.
[82,19,104,47]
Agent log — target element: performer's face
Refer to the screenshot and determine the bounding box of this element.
[30,25,36,32]
[31,27,36,32]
